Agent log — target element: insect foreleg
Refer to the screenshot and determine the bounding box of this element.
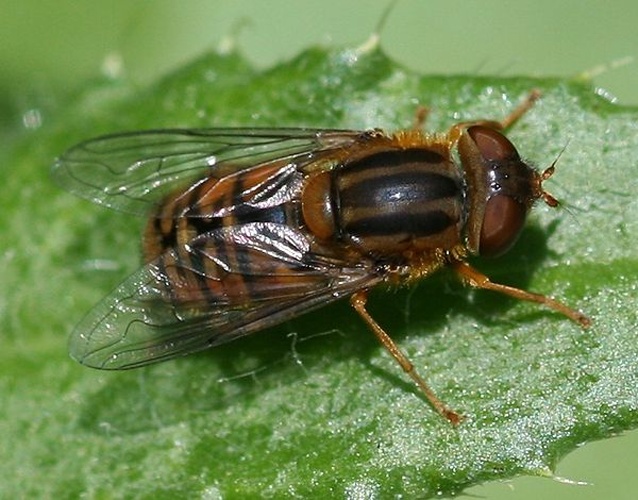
[451,261,591,327]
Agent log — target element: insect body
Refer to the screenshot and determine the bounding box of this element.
[54,92,590,424]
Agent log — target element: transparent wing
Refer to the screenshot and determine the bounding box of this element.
[69,222,380,369]
[52,128,362,215]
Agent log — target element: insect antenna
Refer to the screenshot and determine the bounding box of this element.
[538,140,572,209]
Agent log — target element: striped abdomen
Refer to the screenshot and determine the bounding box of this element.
[143,163,305,306]
[302,148,464,254]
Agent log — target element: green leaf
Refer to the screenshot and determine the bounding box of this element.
[2,43,637,498]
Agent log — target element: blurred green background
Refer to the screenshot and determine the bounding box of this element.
[2,0,637,498]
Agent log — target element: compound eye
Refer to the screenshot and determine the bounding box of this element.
[479,194,526,257]
[468,126,520,161]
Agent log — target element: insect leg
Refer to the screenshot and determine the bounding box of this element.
[412,106,429,130]
[446,90,542,145]
[498,89,541,129]
[350,290,462,425]
[452,261,591,327]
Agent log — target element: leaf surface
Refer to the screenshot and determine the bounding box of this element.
[1,45,637,498]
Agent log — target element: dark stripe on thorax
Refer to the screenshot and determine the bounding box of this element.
[345,209,453,237]
[340,170,458,209]
[345,148,445,172]
[332,148,463,241]
[337,148,458,208]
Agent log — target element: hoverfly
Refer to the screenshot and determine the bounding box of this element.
[53,91,590,425]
